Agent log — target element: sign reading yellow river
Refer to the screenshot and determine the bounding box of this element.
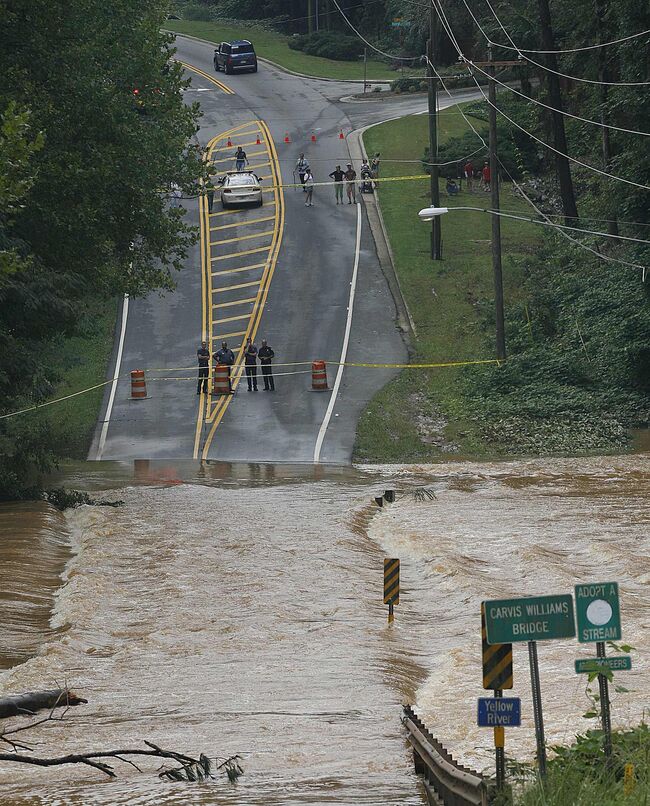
[483,594,576,644]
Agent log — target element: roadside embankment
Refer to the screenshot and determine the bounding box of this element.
[356,106,541,461]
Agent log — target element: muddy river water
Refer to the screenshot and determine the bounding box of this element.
[0,455,648,804]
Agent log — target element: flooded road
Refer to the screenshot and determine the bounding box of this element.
[0,455,648,803]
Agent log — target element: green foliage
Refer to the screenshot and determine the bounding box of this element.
[516,724,650,805]
[182,4,214,21]
[288,31,364,61]
[0,0,209,499]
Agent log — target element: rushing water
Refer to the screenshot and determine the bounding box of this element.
[0,455,648,803]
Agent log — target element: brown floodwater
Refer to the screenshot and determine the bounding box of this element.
[0,455,648,803]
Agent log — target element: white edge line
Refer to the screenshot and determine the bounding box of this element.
[313,203,362,463]
[95,294,129,460]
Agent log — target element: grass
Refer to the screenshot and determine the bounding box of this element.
[40,296,117,460]
[164,20,418,81]
[355,105,542,461]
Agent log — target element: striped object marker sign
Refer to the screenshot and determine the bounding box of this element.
[481,604,513,690]
[384,558,400,623]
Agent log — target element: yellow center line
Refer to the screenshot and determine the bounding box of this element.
[214,279,261,293]
[213,296,257,308]
[201,118,284,459]
[194,120,262,458]
[212,149,268,163]
[214,312,254,325]
[179,62,234,95]
[211,245,270,261]
[212,329,247,340]
[211,263,267,277]
[210,215,275,231]
[210,229,274,247]
[246,161,272,171]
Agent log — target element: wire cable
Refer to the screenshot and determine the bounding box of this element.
[460,0,650,86]
[432,0,650,190]
[465,59,650,137]
[330,0,422,61]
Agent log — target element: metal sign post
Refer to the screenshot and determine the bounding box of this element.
[481,604,512,790]
[575,582,622,760]
[484,594,576,778]
[527,640,547,777]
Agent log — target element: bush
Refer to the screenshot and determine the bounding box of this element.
[288,31,363,61]
[182,3,213,21]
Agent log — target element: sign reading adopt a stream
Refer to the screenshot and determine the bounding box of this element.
[484,594,575,644]
[575,582,621,642]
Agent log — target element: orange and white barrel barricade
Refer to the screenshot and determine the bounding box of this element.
[213,364,231,395]
[130,369,147,399]
[311,360,328,391]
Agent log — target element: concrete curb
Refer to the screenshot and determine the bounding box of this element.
[164,30,393,85]
[346,126,417,343]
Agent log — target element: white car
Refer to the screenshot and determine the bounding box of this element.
[219,171,263,208]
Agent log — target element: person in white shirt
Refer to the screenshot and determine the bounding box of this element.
[304,170,314,206]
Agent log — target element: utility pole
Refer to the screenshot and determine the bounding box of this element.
[426,2,442,259]
[487,46,506,360]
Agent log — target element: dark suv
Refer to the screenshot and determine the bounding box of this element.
[213,40,258,74]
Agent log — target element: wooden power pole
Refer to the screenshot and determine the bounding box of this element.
[426,3,442,259]
[487,47,506,360]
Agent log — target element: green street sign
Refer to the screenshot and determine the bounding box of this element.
[575,582,621,643]
[575,656,631,674]
[484,594,575,644]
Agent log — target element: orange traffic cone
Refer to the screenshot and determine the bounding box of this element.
[226,136,232,147]
[339,129,344,140]
[311,131,317,143]
[256,134,261,144]
[284,132,291,143]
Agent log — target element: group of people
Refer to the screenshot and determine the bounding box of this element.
[197,338,275,395]
[295,153,380,206]
[460,159,491,193]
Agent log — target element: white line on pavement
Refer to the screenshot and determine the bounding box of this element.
[313,202,362,463]
[95,294,129,461]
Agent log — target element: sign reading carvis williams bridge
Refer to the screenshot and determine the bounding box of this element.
[483,594,576,644]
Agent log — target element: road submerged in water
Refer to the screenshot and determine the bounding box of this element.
[0,455,648,804]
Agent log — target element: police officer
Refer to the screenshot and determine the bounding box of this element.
[258,339,275,391]
[214,340,235,392]
[196,340,210,395]
[244,337,258,391]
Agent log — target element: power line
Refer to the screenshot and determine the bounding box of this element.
[330,0,422,61]
[461,0,650,87]
[432,0,650,190]
[477,29,650,55]
[465,59,650,137]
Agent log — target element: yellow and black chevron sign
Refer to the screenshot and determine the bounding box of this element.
[481,603,513,690]
[384,558,400,605]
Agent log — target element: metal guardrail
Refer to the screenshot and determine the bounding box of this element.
[403,705,488,806]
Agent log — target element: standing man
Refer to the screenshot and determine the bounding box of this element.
[206,183,215,213]
[329,164,345,204]
[304,168,314,207]
[244,337,258,391]
[296,154,309,190]
[370,152,381,179]
[464,159,474,192]
[258,339,275,391]
[344,163,357,204]
[481,160,491,192]
[196,340,210,395]
[234,146,248,172]
[214,340,235,392]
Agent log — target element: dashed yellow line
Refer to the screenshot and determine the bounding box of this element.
[211,245,270,262]
[214,279,261,293]
[211,216,275,232]
[214,329,247,340]
[199,118,284,459]
[211,263,266,277]
[213,296,257,308]
[179,61,234,95]
[212,149,268,164]
[210,229,274,247]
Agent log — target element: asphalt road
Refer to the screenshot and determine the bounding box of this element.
[91,38,476,464]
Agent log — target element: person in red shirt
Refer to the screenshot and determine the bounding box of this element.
[464,160,474,192]
[481,161,491,192]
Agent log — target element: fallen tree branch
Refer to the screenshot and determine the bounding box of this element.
[0,690,86,720]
